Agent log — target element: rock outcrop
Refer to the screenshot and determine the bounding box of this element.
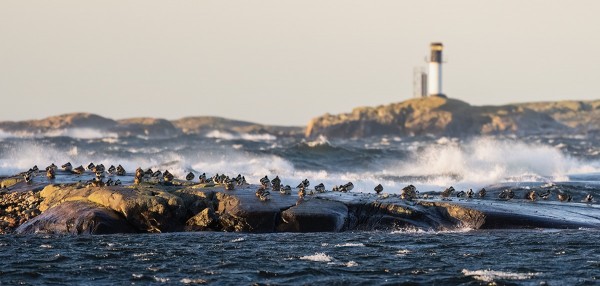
[0,114,302,138]
[2,174,600,235]
[306,96,571,138]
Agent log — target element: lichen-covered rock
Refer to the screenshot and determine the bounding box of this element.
[15,201,135,235]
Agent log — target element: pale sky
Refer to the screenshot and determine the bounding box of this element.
[1,1,599,126]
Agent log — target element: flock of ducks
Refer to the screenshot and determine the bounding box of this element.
[12,163,596,204]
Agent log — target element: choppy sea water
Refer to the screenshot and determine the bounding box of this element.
[1,230,599,285]
[2,130,600,284]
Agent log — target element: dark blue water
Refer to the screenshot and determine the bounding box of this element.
[2,132,600,284]
[1,230,599,285]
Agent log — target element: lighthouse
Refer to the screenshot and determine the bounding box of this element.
[427,42,444,97]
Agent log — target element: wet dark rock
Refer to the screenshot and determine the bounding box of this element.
[15,201,136,235]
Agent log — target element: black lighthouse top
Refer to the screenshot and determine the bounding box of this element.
[430,42,443,63]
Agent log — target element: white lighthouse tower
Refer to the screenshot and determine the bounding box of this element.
[427,42,444,97]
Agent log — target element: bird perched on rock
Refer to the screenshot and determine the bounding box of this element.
[314,183,326,193]
[526,190,537,201]
[280,185,292,195]
[107,165,116,175]
[116,165,126,176]
[338,182,354,193]
[538,190,551,200]
[441,186,455,198]
[198,173,207,183]
[114,179,122,186]
[105,178,114,186]
[73,165,86,175]
[145,168,153,176]
[87,162,95,171]
[260,175,271,188]
[478,188,487,198]
[256,186,266,197]
[23,172,33,184]
[151,170,162,178]
[467,189,474,199]
[186,172,195,181]
[225,179,235,190]
[135,167,144,178]
[271,176,282,192]
[46,163,58,171]
[297,179,310,191]
[31,165,39,174]
[94,164,105,173]
[46,168,55,180]
[259,190,271,201]
[374,184,383,195]
[558,192,572,202]
[163,170,174,183]
[456,190,466,198]
[62,162,73,172]
[401,185,418,200]
[498,189,515,200]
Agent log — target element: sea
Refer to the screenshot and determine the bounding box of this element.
[1,129,600,285]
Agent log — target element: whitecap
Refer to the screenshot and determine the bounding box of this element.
[462,269,540,282]
[299,252,332,262]
[180,278,207,284]
[334,243,364,247]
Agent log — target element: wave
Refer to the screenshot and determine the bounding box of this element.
[462,269,540,282]
[384,137,600,188]
[299,252,332,262]
[205,130,276,142]
[0,128,118,140]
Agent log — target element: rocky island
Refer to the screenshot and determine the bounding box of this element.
[1,168,599,235]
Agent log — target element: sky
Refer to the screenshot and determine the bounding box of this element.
[1,1,599,126]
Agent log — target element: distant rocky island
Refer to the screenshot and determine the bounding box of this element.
[1,96,599,139]
[306,96,600,138]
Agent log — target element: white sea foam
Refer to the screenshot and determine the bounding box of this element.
[462,269,540,282]
[386,137,600,188]
[230,237,245,243]
[299,252,332,262]
[205,130,276,142]
[334,243,364,247]
[345,261,358,267]
[180,278,207,284]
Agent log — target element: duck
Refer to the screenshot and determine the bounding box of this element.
[87,162,95,171]
[558,192,572,202]
[151,170,162,178]
[116,165,126,176]
[62,162,73,172]
[107,165,116,175]
[198,173,207,183]
[478,188,487,198]
[73,165,86,175]
[163,170,174,183]
[225,179,235,190]
[401,184,418,200]
[374,184,383,195]
[441,186,455,198]
[186,172,195,181]
[466,189,474,199]
[280,185,292,195]
[314,183,326,193]
[456,190,466,198]
[46,163,58,171]
[46,168,56,180]
[538,190,551,200]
